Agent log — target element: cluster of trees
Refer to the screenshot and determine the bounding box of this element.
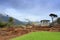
[57,18,60,24]
[49,13,60,26]
[0,17,14,28]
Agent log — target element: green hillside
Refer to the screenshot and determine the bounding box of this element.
[11,31,60,40]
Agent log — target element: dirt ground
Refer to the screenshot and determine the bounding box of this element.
[0,26,60,40]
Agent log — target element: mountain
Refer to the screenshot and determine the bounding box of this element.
[0,13,25,25]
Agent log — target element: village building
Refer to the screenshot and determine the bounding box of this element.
[40,20,50,26]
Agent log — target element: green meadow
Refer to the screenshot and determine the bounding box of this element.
[11,32,60,40]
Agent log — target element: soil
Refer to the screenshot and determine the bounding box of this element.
[0,26,60,40]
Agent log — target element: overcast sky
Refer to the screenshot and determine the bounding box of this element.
[0,0,60,21]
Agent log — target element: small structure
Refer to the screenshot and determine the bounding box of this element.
[40,20,50,26]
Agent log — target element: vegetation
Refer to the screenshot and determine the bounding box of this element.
[0,22,7,28]
[8,17,14,27]
[57,17,60,24]
[8,17,14,23]
[25,19,32,26]
[49,13,58,26]
[11,32,60,40]
[0,17,14,28]
[49,13,58,22]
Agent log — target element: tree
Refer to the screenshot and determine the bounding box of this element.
[8,17,14,27]
[25,19,32,26]
[57,17,60,24]
[0,22,7,28]
[9,17,14,22]
[49,13,58,26]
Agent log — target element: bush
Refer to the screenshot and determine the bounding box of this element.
[0,22,7,28]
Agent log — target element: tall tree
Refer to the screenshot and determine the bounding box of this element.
[9,17,14,22]
[49,13,58,26]
[8,17,14,27]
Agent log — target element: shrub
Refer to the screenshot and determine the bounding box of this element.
[0,22,7,28]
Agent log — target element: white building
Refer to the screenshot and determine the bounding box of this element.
[40,20,50,26]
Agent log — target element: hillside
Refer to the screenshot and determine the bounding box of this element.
[0,13,25,25]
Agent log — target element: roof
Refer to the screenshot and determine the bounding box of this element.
[40,20,50,22]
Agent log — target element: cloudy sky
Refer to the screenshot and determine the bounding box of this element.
[0,0,60,21]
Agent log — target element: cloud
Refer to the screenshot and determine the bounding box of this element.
[0,0,60,11]
[4,8,41,21]
[0,0,60,21]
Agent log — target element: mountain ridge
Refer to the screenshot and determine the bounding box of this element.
[0,13,25,25]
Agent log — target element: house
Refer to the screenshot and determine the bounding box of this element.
[40,20,50,26]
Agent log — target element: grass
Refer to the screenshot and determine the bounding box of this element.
[11,31,60,40]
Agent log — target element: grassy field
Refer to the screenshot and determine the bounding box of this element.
[11,31,60,40]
